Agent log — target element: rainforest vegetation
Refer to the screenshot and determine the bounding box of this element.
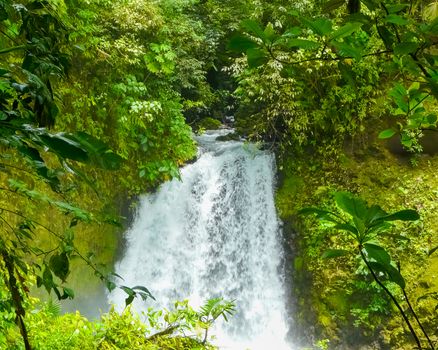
[0,0,437,349]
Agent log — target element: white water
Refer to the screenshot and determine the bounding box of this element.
[109,130,292,349]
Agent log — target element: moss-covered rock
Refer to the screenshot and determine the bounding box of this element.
[276,142,438,349]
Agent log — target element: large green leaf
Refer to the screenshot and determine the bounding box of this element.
[68,132,122,170]
[39,133,88,162]
[365,205,388,225]
[385,14,409,25]
[300,18,333,36]
[332,42,363,60]
[228,34,258,52]
[389,83,409,112]
[364,243,391,265]
[285,38,320,50]
[246,48,269,68]
[241,20,266,40]
[377,26,396,50]
[387,4,409,13]
[393,42,419,55]
[369,261,406,289]
[334,191,368,219]
[330,22,363,40]
[49,253,70,282]
[323,0,345,12]
[334,223,359,236]
[382,209,420,221]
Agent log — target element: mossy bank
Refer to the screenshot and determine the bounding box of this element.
[276,141,438,349]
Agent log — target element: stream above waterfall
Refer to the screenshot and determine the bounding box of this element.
[108,129,293,349]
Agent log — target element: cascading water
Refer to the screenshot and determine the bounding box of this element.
[109,130,293,349]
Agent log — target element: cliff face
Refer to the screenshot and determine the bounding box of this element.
[275,142,438,349]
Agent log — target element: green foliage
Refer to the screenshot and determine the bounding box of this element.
[229,0,438,153]
[0,294,233,350]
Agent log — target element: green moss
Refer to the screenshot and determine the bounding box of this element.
[277,143,438,348]
[195,117,222,131]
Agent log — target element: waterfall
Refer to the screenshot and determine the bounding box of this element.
[108,130,293,349]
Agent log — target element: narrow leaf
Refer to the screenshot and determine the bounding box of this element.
[378,128,396,139]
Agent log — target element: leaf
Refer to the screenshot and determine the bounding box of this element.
[369,261,406,289]
[241,20,266,40]
[361,0,379,11]
[246,48,269,68]
[323,0,345,12]
[333,223,359,236]
[364,243,391,265]
[39,133,88,162]
[132,285,155,300]
[383,209,420,221]
[378,128,396,139]
[393,42,419,55]
[321,249,349,259]
[106,280,117,292]
[385,14,409,25]
[228,35,258,52]
[300,17,333,36]
[389,83,408,112]
[49,253,69,282]
[68,132,122,170]
[332,42,363,60]
[299,207,340,223]
[282,27,301,37]
[427,245,438,256]
[387,4,409,13]
[334,191,368,219]
[330,22,363,40]
[42,267,54,294]
[62,287,74,300]
[377,26,396,50]
[365,205,388,225]
[285,39,320,50]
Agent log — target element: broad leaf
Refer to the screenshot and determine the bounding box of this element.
[323,0,345,12]
[369,261,406,289]
[241,20,266,40]
[377,26,396,49]
[334,223,359,236]
[285,38,320,50]
[385,14,409,25]
[393,42,419,55]
[330,22,363,40]
[332,42,363,60]
[228,35,258,52]
[383,209,420,221]
[68,132,122,170]
[364,243,391,266]
[305,18,333,36]
[387,4,409,13]
[246,48,269,68]
[49,253,69,282]
[334,191,368,219]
